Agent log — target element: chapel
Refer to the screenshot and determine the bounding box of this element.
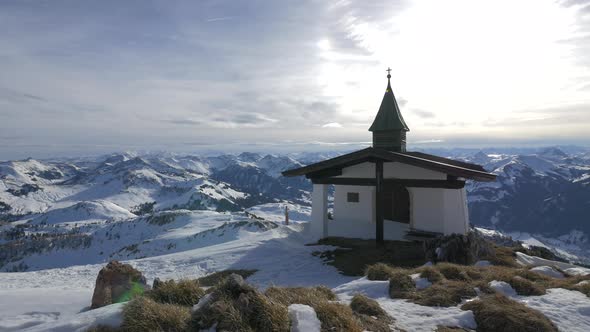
[282,70,496,243]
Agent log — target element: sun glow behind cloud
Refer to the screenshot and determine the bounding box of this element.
[325,0,590,140]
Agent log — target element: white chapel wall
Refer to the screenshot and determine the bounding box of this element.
[442,188,469,234]
[333,185,375,225]
[408,188,445,234]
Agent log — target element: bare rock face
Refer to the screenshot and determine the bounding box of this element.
[90,260,148,309]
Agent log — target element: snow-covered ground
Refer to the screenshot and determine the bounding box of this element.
[2,211,590,331]
[0,211,353,331]
[2,150,590,331]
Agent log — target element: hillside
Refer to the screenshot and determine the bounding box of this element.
[2,147,590,270]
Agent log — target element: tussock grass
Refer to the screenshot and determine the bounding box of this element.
[418,267,444,283]
[435,326,470,332]
[121,297,191,332]
[350,293,388,317]
[192,275,289,332]
[571,282,590,297]
[366,263,400,281]
[482,245,520,267]
[388,271,415,299]
[350,294,394,332]
[196,269,257,287]
[146,279,205,306]
[436,263,470,281]
[313,301,365,332]
[265,286,336,306]
[462,293,558,332]
[265,286,364,332]
[509,276,546,296]
[413,281,477,307]
[366,260,590,309]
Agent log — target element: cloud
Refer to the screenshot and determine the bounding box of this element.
[0,0,589,159]
[412,109,435,118]
[322,122,343,128]
[205,16,233,22]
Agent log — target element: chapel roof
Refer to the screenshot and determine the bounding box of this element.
[368,70,409,132]
[282,147,496,182]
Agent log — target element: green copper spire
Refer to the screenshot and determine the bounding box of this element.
[369,69,409,132]
[369,68,409,152]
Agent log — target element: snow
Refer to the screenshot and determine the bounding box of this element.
[2,151,590,331]
[530,266,565,279]
[333,277,477,332]
[246,202,311,223]
[21,303,123,332]
[288,304,321,332]
[29,200,135,226]
[509,232,551,249]
[521,289,590,332]
[192,293,213,312]
[0,214,353,331]
[515,252,590,276]
[410,273,432,290]
[488,280,517,297]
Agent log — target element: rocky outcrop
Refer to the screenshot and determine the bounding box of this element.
[90,260,148,309]
[426,231,494,265]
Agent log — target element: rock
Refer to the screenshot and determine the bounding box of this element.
[425,231,494,265]
[152,277,163,289]
[90,260,148,309]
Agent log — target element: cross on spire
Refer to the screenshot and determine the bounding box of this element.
[386,67,392,79]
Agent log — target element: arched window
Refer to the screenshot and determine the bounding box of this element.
[383,184,410,223]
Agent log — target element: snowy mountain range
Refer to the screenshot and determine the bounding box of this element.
[1,147,590,272]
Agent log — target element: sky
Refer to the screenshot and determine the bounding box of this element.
[1,0,590,159]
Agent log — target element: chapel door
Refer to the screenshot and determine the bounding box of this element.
[382,184,410,223]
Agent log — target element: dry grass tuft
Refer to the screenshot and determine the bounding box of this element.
[462,293,558,332]
[413,280,477,307]
[366,263,400,281]
[265,286,337,306]
[419,266,444,283]
[121,296,191,332]
[265,286,365,332]
[436,263,470,281]
[196,269,257,287]
[388,271,415,299]
[314,301,365,332]
[435,326,470,332]
[146,279,205,306]
[483,245,520,267]
[191,275,289,332]
[350,293,388,317]
[509,276,546,296]
[350,294,394,332]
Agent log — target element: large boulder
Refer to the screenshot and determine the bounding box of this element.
[91,260,148,309]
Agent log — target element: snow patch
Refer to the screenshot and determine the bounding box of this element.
[288,304,321,332]
[488,280,517,297]
[530,266,565,279]
[521,288,590,332]
[410,273,432,290]
[333,277,477,332]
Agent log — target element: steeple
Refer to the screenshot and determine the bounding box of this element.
[369,68,409,152]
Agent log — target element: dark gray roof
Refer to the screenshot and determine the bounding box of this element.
[282,147,496,182]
